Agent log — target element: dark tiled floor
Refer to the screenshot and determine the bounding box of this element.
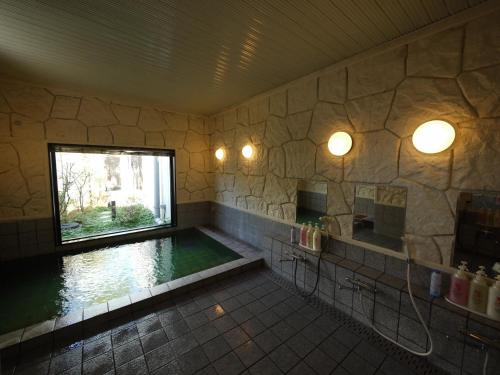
[1,269,444,375]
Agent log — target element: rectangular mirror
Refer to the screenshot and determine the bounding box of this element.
[353,184,407,251]
[296,180,327,226]
[453,192,500,276]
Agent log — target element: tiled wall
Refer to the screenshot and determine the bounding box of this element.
[211,202,500,375]
[0,201,211,261]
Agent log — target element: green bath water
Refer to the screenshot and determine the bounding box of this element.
[0,228,241,334]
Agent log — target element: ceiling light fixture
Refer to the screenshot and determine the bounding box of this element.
[242,144,254,159]
[412,120,455,154]
[328,131,353,156]
[215,148,225,160]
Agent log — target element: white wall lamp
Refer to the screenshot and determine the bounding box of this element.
[328,131,353,156]
[215,147,225,160]
[242,144,254,159]
[412,120,456,154]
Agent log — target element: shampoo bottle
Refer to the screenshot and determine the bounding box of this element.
[468,266,489,313]
[300,223,307,246]
[312,225,321,252]
[487,275,500,320]
[449,261,470,306]
[307,222,314,248]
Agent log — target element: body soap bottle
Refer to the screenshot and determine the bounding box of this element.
[306,222,314,248]
[487,275,500,320]
[468,266,489,313]
[300,223,307,246]
[312,225,321,252]
[449,261,470,306]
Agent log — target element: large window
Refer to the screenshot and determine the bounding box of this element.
[49,144,176,244]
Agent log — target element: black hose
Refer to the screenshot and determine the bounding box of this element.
[291,248,323,297]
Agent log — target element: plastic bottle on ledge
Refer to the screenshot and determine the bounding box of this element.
[299,223,307,246]
[449,261,470,306]
[312,224,321,252]
[429,270,442,298]
[290,226,296,244]
[306,222,314,249]
[468,266,489,313]
[487,275,500,320]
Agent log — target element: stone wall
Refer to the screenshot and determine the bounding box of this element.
[211,11,500,266]
[0,79,214,220]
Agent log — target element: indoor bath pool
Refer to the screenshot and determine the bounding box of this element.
[0,228,241,334]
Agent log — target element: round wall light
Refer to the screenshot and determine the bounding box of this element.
[328,131,353,156]
[215,148,225,160]
[412,120,455,154]
[242,144,254,159]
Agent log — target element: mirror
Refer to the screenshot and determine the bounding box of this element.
[453,192,500,276]
[353,184,407,251]
[296,180,327,226]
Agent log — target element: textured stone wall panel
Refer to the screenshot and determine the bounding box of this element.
[46,119,87,142]
[344,131,399,183]
[452,121,500,191]
[318,68,347,103]
[52,96,81,119]
[288,78,317,114]
[2,84,53,121]
[463,10,500,70]
[309,102,352,145]
[399,138,451,190]
[458,65,500,118]
[110,103,140,125]
[348,47,406,98]
[78,97,116,126]
[407,28,463,78]
[345,91,393,132]
[386,77,475,138]
[270,91,287,117]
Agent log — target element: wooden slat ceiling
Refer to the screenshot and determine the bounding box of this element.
[0,0,490,115]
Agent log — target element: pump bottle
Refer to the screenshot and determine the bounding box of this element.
[306,222,314,248]
[449,261,470,306]
[312,225,321,252]
[300,223,307,246]
[487,275,500,320]
[468,266,489,313]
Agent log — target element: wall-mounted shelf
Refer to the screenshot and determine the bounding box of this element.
[444,295,500,323]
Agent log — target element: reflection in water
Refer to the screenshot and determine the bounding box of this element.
[0,229,240,334]
[60,237,173,312]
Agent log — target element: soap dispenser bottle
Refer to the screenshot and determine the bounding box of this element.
[449,261,470,306]
[468,266,489,313]
[300,223,307,246]
[306,222,314,248]
[487,275,500,320]
[312,225,321,252]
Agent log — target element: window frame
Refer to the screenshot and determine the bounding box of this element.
[48,143,177,246]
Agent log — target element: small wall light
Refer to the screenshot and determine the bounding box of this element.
[412,120,455,154]
[215,148,225,160]
[328,131,352,156]
[242,144,254,159]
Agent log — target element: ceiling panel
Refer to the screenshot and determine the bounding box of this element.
[0,0,491,114]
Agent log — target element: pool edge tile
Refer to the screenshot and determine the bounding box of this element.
[84,302,109,320]
[21,319,56,342]
[0,328,24,350]
[54,309,83,330]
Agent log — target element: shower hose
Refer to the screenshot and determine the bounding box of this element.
[358,238,434,357]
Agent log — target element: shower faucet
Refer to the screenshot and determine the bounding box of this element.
[338,276,377,293]
[280,251,305,262]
